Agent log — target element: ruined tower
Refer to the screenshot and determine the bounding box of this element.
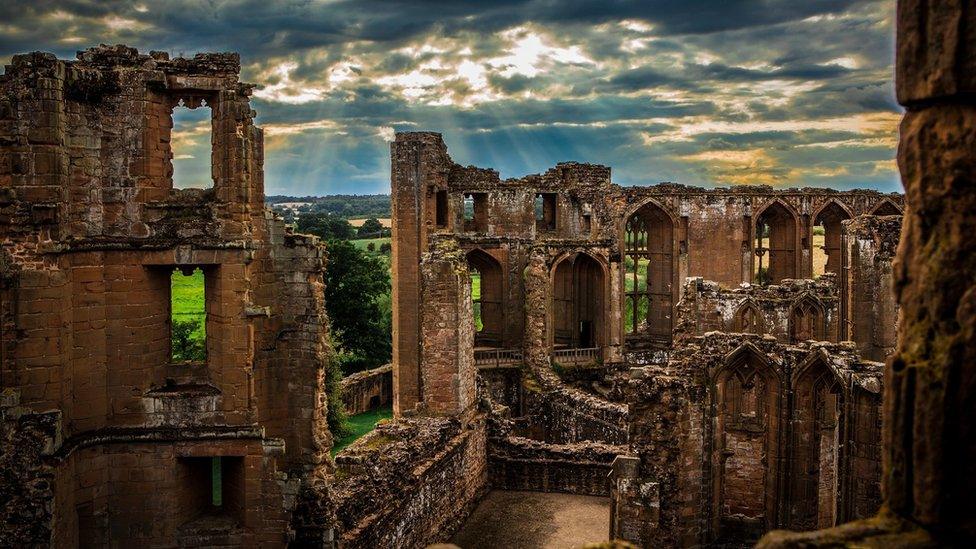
[0,46,332,546]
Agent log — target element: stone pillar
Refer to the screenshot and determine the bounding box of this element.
[390,132,451,415]
[760,1,976,546]
[615,367,702,547]
[840,216,901,362]
[522,248,550,371]
[418,239,475,416]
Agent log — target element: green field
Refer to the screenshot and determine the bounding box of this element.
[351,237,391,252]
[171,269,206,341]
[331,406,394,455]
[470,271,483,331]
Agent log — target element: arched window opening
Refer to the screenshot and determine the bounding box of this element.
[553,253,606,349]
[755,202,797,285]
[813,202,850,277]
[734,301,764,335]
[624,202,674,343]
[467,250,503,347]
[790,297,824,343]
[713,347,781,540]
[871,200,902,216]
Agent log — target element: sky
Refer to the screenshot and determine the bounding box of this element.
[0,1,902,196]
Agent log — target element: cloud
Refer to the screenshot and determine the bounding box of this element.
[0,0,902,194]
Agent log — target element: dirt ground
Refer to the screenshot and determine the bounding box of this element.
[450,490,610,549]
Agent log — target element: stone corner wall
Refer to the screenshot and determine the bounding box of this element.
[330,416,488,548]
[419,239,476,416]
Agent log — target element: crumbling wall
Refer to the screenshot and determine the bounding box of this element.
[520,380,628,445]
[330,417,487,548]
[340,364,393,415]
[674,275,840,344]
[487,435,621,496]
[0,390,60,547]
[614,335,884,547]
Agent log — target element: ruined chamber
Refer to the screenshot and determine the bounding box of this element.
[387,131,903,548]
[0,46,333,547]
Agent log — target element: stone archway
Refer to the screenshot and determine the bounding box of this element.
[813,201,851,276]
[552,253,607,349]
[467,249,504,347]
[624,201,675,344]
[788,357,845,530]
[711,345,783,543]
[755,201,798,284]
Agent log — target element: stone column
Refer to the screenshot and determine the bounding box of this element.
[522,248,550,371]
[418,239,475,416]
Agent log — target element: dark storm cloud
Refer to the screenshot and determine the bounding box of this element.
[0,0,902,194]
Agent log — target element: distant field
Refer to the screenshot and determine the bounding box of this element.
[351,237,391,251]
[171,269,206,340]
[348,217,392,228]
[812,234,827,276]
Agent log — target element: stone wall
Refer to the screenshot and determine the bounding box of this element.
[390,131,903,386]
[341,365,392,415]
[520,380,628,445]
[0,390,60,546]
[330,417,487,548]
[487,435,622,496]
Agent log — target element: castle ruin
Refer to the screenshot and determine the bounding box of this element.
[2,0,975,546]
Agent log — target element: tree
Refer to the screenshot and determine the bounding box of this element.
[171,319,206,362]
[324,239,391,373]
[296,213,355,240]
[358,217,384,238]
[379,242,392,255]
[366,242,375,252]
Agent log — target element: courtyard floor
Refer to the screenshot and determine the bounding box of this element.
[450,490,610,549]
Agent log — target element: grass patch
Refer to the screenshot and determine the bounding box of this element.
[171,269,205,341]
[331,406,393,455]
[351,237,391,252]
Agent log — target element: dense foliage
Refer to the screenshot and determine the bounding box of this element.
[296,214,357,240]
[266,194,390,218]
[326,352,352,440]
[357,217,386,238]
[171,318,206,362]
[324,239,392,374]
